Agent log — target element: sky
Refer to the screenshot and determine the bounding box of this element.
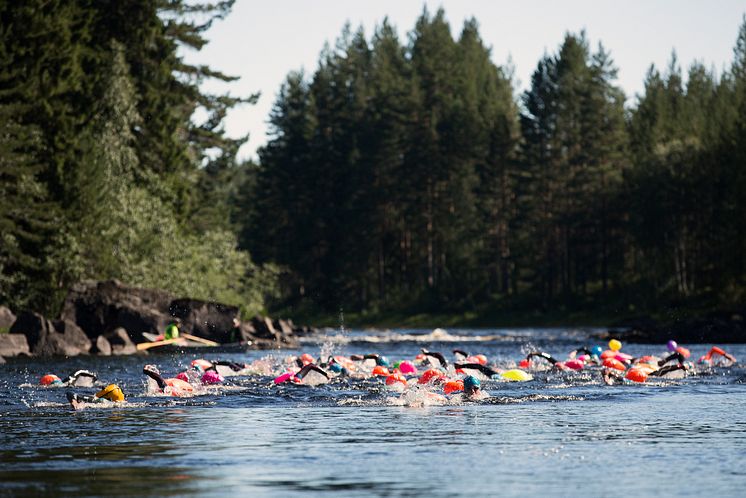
[185,0,746,160]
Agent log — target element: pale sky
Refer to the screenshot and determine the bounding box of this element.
[184,0,746,161]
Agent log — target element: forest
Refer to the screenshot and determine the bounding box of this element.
[1,1,745,325]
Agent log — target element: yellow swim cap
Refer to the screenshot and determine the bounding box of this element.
[96,384,125,402]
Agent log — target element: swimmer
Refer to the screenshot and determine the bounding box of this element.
[350,353,390,367]
[462,375,488,400]
[698,346,737,366]
[66,384,124,410]
[420,349,448,368]
[523,351,565,370]
[143,365,195,396]
[454,362,499,380]
[40,370,98,387]
[274,363,330,385]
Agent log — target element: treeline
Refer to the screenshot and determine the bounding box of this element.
[0,0,277,316]
[242,9,746,316]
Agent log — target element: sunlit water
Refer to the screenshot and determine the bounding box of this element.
[2,328,745,497]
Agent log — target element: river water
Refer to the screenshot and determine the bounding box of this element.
[1,327,745,497]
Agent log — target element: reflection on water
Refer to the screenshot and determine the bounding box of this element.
[1,330,746,497]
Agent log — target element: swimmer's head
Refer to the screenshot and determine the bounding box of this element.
[463,375,481,395]
[40,374,62,386]
[96,384,125,402]
[329,362,343,373]
[591,345,603,358]
[376,356,390,367]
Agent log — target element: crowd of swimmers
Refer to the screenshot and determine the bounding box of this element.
[38,340,738,410]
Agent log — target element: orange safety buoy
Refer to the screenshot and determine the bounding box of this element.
[625,368,648,383]
[372,365,390,376]
[385,372,407,386]
[418,368,445,384]
[443,379,464,394]
[602,358,626,371]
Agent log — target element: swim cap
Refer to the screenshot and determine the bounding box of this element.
[376,356,390,367]
[201,370,224,385]
[329,363,343,373]
[40,374,62,386]
[463,376,481,392]
[300,353,315,365]
[609,339,622,351]
[666,340,678,352]
[444,379,464,394]
[398,360,417,375]
[591,345,603,357]
[96,384,125,402]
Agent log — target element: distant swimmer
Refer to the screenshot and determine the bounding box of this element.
[273,364,330,385]
[420,349,448,368]
[164,318,181,340]
[454,362,499,380]
[40,370,98,387]
[350,353,391,367]
[66,384,124,410]
[143,365,194,396]
[698,346,737,366]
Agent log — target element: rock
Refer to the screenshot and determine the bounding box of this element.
[105,327,137,355]
[93,335,112,356]
[53,319,92,353]
[0,334,30,357]
[60,280,173,342]
[0,356,5,364]
[9,310,83,356]
[169,298,240,343]
[0,306,16,329]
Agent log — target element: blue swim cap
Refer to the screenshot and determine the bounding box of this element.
[377,356,390,367]
[329,363,343,373]
[463,375,481,390]
[591,345,603,357]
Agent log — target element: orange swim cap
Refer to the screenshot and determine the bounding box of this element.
[300,353,315,365]
[602,358,626,371]
[385,372,407,386]
[625,368,648,383]
[418,368,445,384]
[40,374,61,386]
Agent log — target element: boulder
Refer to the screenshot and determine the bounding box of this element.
[0,356,5,364]
[105,327,137,355]
[0,306,16,329]
[251,316,279,340]
[8,310,83,356]
[60,280,173,342]
[53,319,92,353]
[92,335,112,356]
[274,318,294,335]
[169,298,239,343]
[0,333,30,357]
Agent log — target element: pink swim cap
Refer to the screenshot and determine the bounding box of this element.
[201,370,224,385]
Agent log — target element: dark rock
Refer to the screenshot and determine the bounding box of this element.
[169,298,239,343]
[53,319,92,353]
[93,335,112,356]
[251,316,278,340]
[0,334,30,357]
[9,310,83,356]
[105,327,137,355]
[60,280,173,342]
[0,306,16,329]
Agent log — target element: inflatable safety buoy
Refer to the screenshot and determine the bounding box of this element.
[372,365,389,376]
[418,368,446,384]
[625,368,648,383]
[602,358,626,371]
[444,379,464,394]
[501,369,533,382]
